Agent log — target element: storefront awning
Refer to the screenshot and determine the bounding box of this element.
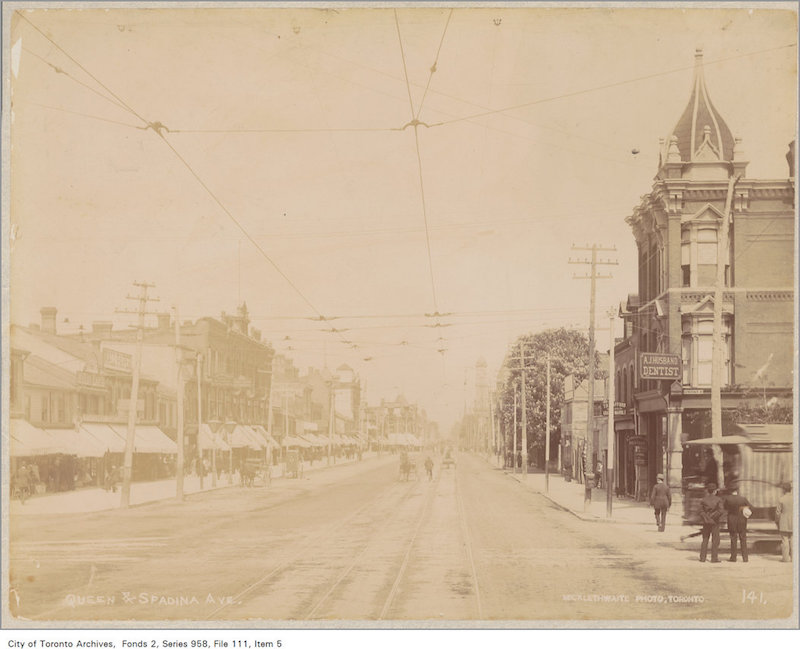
[9,419,69,456]
[250,425,279,450]
[198,424,231,452]
[79,422,126,453]
[282,435,312,448]
[108,424,177,454]
[228,425,264,450]
[45,428,106,458]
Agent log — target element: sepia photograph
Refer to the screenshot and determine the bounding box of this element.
[1,0,798,630]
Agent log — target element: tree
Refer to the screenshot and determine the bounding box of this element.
[498,328,601,468]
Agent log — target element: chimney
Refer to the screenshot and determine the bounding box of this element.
[157,313,171,331]
[40,306,57,335]
[92,321,113,340]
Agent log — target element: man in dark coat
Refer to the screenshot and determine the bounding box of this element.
[699,482,724,562]
[724,484,753,562]
[649,473,672,532]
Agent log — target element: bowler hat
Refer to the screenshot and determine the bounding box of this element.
[656,473,664,480]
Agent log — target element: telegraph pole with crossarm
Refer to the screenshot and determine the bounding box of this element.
[115,281,159,509]
[569,245,617,509]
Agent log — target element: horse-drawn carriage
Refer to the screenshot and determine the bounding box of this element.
[442,448,455,469]
[399,452,419,481]
[240,459,270,487]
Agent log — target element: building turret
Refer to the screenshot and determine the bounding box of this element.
[658,48,747,180]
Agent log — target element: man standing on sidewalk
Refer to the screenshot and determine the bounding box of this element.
[724,484,753,562]
[649,473,671,532]
[775,483,793,563]
[699,482,724,563]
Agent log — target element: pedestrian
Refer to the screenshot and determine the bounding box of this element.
[699,482,724,563]
[108,465,121,493]
[649,473,672,532]
[775,482,793,563]
[424,455,434,481]
[724,484,753,562]
[14,463,31,504]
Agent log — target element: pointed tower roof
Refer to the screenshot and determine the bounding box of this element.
[665,48,735,164]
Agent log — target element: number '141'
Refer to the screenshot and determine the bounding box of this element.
[742,590,766,604]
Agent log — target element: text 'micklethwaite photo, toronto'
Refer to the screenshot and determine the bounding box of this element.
[1,0,798,633]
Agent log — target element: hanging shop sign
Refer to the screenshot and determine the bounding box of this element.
[639,353,681,380]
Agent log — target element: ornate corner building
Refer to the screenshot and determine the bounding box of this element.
[618,49,795,499]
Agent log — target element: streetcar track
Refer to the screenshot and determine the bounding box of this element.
[455,461,484,619]
[376,470,441,620]
[207,476,420,620]
[303,476,433,620]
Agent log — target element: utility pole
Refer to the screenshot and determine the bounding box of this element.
[607,308,616,518]
[327,382,334,466]
[570,244,617,509]
[173,306,185,502]
[197,353,204,490]
[265,355,275,487]
[116,281,159,509]
[508,345,538,481]
[521,356,528,481]
[512,389,518,474]
[545,355,551,494]
[710,174,739,488]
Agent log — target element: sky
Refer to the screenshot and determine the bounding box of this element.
[5,3,797,433]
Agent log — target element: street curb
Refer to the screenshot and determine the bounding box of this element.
[501,466,684,527]
[12,455,387,516]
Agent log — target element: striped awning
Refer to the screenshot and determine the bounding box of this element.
[738,445,793,508]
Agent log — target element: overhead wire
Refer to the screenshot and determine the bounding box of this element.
[18,12,148,125]
[415,8,454,121]
[18,12,351,350]
[22,46,132,114]
[427,42,798,128]
[394,9,417,119]
[19,100,144,130]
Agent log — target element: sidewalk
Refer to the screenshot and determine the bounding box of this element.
[495,457,782,550]
[8,451,382,516]
[507,465,683,528]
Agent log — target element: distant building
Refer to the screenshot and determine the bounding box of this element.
[560,374,607,484]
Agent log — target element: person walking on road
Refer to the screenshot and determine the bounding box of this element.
[649,473,672,532]
[775,483,793,562]
[699,482,724,563]
[724,484,753,562]
[424,456,434,481]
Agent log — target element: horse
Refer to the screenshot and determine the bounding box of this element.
[399,452,417,481]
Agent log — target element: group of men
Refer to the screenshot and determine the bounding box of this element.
[650,474,794,563]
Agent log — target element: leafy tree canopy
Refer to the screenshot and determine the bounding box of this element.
[498,328,601,462]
